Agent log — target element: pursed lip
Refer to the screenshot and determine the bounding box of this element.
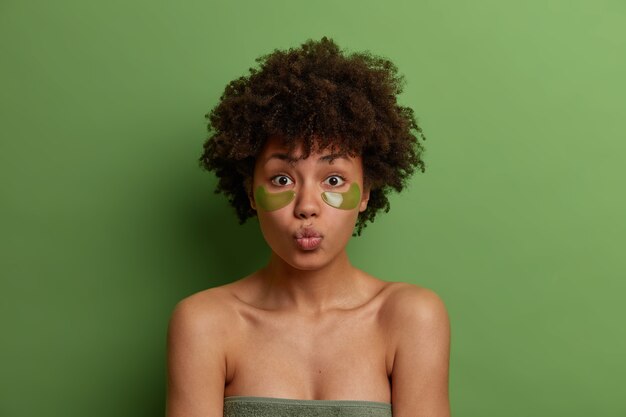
[294,226,323,239]
[294,226,323,250]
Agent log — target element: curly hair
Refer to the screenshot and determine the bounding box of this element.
[199,37,426,235]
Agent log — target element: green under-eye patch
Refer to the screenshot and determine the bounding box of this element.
[254,183,361,212]
[322,183,361,210]
[254,186,296,211]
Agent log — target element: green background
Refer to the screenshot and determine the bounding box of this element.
[1,1,625,416]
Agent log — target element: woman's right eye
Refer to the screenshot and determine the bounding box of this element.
[271,175,294,186]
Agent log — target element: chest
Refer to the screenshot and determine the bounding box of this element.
[224,308,392,400]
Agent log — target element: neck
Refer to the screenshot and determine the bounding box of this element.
[257,250,361,314]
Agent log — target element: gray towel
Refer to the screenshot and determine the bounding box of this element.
[224,396,392,417]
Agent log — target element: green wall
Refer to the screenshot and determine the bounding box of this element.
[1,1,625,416]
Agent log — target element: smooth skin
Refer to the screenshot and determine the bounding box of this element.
[166,136,451,417]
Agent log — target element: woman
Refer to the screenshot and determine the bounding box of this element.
[166,37,451,417]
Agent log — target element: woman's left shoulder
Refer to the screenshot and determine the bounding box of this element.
[379,281,449,325]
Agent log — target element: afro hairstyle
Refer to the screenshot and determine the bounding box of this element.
[199,37,426,235]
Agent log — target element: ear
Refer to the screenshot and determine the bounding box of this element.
[359,184,370,213]
[245,178,257,211]
[249,193,257,210]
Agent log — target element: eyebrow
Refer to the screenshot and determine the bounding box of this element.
[266,153,350,165]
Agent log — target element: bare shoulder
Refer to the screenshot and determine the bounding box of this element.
[166,285,241,417]
[166,285,239,375]
[169,286,237,334]
[380,281,449,326]
[380,282,451,417]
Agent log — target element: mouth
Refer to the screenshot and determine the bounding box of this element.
[294,227,323,250]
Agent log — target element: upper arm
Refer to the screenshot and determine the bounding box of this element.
[166,293,229,417]
[389,285,451,417]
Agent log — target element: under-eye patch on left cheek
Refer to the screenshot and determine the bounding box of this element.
[254,185,295,211]
[321,183,361,210]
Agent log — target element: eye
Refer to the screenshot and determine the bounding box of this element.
[323,175,346,187]
[271,175,294,186]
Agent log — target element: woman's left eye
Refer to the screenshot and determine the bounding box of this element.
[323,175,346,187]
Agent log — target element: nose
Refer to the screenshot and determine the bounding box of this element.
[294,182,320,219]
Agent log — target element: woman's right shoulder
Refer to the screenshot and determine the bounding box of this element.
[166,284,242,416]
[168,283,242,335]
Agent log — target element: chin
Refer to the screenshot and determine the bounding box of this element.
[287,255,328,271]
[276,249,334,271]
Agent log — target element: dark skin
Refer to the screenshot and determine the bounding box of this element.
[166,137,451,417]
[200,37,426,236]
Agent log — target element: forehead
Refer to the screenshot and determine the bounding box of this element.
[258,136,357,164]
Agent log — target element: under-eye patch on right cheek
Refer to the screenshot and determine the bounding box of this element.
[254,185,295,211]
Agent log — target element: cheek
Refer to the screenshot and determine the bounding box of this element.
[256,211,291,246]
[326,208,360,237]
